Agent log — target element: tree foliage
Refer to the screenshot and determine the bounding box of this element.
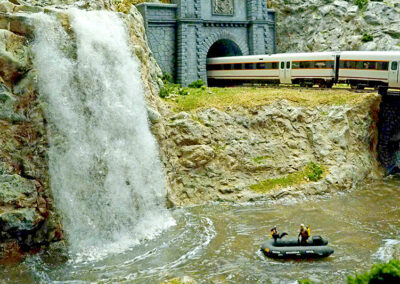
[347,260,400,284]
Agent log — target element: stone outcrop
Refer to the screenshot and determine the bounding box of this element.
[0,0,163,262]
[271,0,400,52]
[153,94,382,206]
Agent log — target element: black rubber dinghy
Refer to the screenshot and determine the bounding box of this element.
[260,236,334,259]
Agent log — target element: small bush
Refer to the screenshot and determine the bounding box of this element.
[304,162,323,182]
[159,87,169,98]
[162,73,174,84]
[347,260,400,283]
[354,0,369,10]
[362,33,374,43]
[0,93,9,103]
[298,280,313,284]
[188,79,205,89]
[178,88,189,96]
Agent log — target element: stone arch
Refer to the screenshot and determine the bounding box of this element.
[197,31,249,83]
[207,39,243,58]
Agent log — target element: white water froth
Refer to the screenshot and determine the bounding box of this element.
[373,239,400,263]
[32,9,175,260]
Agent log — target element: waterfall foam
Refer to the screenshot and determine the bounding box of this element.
[32,9,175,260]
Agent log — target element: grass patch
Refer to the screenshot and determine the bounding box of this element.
[249,162,324,193]
[347,260,400,283]
[362,33,374,43]
[253,156,271,164]
[163,86,376,112]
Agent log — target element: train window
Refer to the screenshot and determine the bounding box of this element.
[292,62,300,69]
[326,61,334,68]
[340,61,356,69]
[223,64,233,70]
[364,61,377,70]
[245,63,255,70]
[234,64,243,70]
[256,63,266,69]
[353,61,368,69]
[314,61,325,68]
[299,61,311,68]
[286,62,291,69]
[207,64,222,71]
[280,62,285,69]
[271,62,279,69]
[392,62,398,71]
[377,62,389,70]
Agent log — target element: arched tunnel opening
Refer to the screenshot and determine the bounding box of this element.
[207,39,243,58]
[378,94,400,174]
[206,39,242,86]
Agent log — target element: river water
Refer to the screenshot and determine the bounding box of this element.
[2,178,399,283]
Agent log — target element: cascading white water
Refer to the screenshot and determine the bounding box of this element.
[32,9,175,260]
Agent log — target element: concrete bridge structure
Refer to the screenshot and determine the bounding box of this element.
[137,0,276,86]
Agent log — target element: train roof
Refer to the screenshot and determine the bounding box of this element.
[207,52,336,62]
[207,51,400,63]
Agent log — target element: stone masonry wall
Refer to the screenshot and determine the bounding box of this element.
[138,0,276,85]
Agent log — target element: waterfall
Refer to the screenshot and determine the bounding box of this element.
[32,9,175,260]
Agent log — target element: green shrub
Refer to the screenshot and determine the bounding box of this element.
[159,87,169,98]
[0,93,9,103]
[347,260,400,283]
[298,280,313,284]
[178,88,189,96]
[188,79,205,88]
[304,162,323,182]
[362,33,374,43]
[354,0,368,10]
[162,73,174,84]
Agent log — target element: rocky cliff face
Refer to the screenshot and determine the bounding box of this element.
[153,93,382,206]
[272,0,400,52]
[0,0,163,262]
[0,0,389,262]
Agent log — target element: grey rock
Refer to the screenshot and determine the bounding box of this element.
[360,41,377,51]
[147,106,162,124]
[0,208,42,232]
[0,174,37,207]
[180,145,215,168]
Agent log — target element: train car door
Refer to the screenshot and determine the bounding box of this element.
[389,61,400,88]
[279,61,292,84]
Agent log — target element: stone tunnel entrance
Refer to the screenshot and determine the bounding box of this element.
[378,94,400,174]
[206,39,243,58]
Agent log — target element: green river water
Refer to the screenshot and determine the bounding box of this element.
[2,178,400,283]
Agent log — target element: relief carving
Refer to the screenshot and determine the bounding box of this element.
[212,0,234,16]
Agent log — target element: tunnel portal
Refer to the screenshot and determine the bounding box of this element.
[207,39,243,58]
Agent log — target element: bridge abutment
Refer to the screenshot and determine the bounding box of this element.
[378,93,400,173]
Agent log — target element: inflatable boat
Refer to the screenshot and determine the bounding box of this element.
[260,236,334,259]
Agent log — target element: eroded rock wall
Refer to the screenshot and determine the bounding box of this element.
[0,0,164,261]
[153,94,382,206]
[272,0,400,52]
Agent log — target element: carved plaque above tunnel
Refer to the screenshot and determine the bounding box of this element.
[137,0,276,86]
[212,0,234,16]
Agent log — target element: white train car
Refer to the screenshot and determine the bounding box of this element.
[338,51,400,89]
[206,51,400,90]
[207,52,337,87]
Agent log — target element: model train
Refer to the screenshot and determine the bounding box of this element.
[206,51,400,90]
